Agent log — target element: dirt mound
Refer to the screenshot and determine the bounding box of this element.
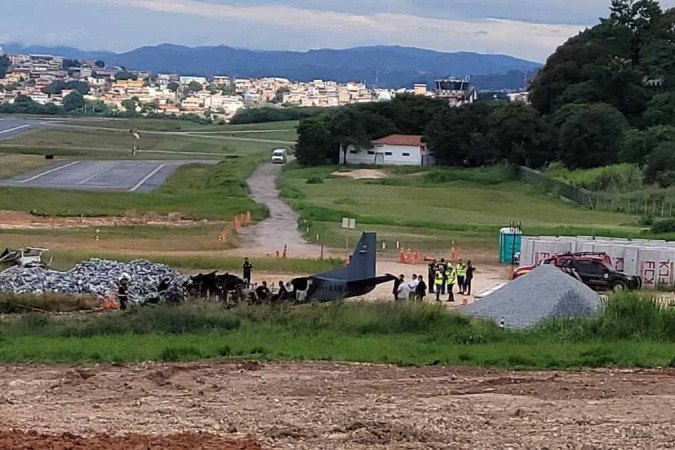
[331,169,388,179]
[0,430,262,450]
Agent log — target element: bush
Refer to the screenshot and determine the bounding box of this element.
[586,292,675,341]
[651,219,675,234]
[306,176,324,184]
[548,163,643,192]
[425,165,514,185]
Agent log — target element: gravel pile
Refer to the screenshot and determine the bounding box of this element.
[0,259,185,304]
[461,265,603,328]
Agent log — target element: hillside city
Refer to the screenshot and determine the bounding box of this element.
[0,48,529,122]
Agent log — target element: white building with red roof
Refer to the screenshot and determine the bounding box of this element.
[341,134,435,166]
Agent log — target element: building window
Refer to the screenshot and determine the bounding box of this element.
[402,152,411,157]
[349,150,358,154]
[367,151,375,155]
[385,152,393,156]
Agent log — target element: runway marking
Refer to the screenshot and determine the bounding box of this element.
[128,163,167,192]
[77,168,108,184]
[18,161,80,183]
[0,124,31,135]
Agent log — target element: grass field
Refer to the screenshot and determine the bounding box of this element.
[0,293,671,367]
[0,156,265,218]
[281,164,640,256]
[0,154,49,178]
[56,118,299,132]
[0,127,295,160]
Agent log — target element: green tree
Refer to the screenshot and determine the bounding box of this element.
[121,98,137,113]
[62,59,81,69]
[188,81,203,93]
[115,70,137,81]
[94,60,105,68]
[644,141,675,186]
[558,103,628,168]
[620,125,675,164]
[62,91,85,112]
[644,92,675,126]
[424,103,492,165]
[487,103,556,168]
[167,81,180,92]
[295,114,334,166]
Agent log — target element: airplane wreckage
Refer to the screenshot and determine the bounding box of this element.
[0,233,395,306]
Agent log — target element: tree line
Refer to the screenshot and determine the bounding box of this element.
[296,0,675,186]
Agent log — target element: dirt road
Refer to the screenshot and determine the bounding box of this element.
[238,163,321,258]
[1,362,673,449]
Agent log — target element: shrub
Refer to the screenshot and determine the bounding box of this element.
[651,219,675,234]
[306,176,324,184]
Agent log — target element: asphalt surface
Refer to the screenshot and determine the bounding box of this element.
[0,118,40,140]
[0,160,216,192]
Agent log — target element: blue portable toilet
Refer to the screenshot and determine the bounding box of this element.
[499,227,522,264]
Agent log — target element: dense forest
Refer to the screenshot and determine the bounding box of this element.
[296,0,675,186]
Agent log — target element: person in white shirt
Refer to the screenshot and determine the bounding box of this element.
[396,280,411,302]
[408,274,419,302]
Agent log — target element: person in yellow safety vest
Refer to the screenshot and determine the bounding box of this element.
[455,259,467,295]
[445,266,457,303]
[434,269,444,302]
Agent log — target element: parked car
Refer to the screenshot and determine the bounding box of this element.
[559,257,641,292]
[513,252,641,292]
[271,148,287,164]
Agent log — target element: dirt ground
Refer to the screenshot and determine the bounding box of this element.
[331,169,388,180]
[0,210,217,230]
[0,362,673,449]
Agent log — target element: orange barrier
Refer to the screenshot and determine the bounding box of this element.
[220,211,252,242]
[399,248,421,264]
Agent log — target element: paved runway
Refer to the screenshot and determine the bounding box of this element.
[0,118,40,140]
[0,160,216,192]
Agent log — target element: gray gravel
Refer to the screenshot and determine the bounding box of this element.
[0,258,185,304]
[461,265,603,328]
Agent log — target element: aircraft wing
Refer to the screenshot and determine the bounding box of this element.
[346,274,397,288]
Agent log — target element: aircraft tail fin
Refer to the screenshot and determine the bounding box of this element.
[317,232,377,280]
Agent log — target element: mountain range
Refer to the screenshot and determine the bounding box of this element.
[2,43,541,90]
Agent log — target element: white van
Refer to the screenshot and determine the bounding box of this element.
[271,148,287,164]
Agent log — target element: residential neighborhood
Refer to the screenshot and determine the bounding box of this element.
[0,47,517,122]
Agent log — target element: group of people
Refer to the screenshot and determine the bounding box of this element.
[429,258,476,302]
[393,259,476,304]
[392,273,428,302]
[244,257,295,302]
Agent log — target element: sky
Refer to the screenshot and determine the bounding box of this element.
[1,0,674,61]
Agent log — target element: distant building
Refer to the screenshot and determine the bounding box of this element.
[413,83,428,96]
[435,77,477,107]
[179,76,207,85]
[507,91,530,103]
[341,134,434,167]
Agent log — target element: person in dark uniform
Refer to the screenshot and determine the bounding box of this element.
[416,275,427,302]
[272,280,289,302]
[438,258,448,295]
[242,257,253,287]
[255,281,271,302]
[117,275,129,310]
[428,260,436,294]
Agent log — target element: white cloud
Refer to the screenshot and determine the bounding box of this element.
[92,0,587,60]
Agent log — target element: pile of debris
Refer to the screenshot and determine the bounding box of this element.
[461,265,603,328]
[0,258,185,305]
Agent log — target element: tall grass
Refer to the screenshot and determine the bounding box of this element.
[0,294,672,367]
[548,163,643,192]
